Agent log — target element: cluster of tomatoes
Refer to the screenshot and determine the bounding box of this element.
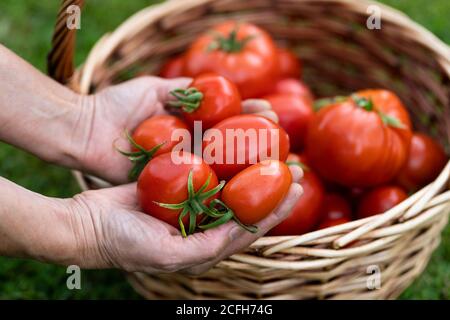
[123,21,448,238]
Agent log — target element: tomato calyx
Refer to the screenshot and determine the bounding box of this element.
[352,95,406,129]
[207,27,255,53]
[117,131,165,181]
[155,170,257,237]
[199,199,258,234]
[168,88,204,113]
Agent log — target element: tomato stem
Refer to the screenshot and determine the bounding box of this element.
[155,170,257,237]
[351,95,406,129]
[168,88,204,113]
[207,25,255,53]
[352,95,374,111]
[116,130,165,181]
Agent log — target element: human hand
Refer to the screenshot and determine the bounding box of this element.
[71,76,191,184]
[65,165,302,274]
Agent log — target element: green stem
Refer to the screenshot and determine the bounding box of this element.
[168,88,203,113]
[207,25,255,53]
[116,130,165,181]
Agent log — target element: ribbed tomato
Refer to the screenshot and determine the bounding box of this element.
[203,115,290,180]
[221,160,292,225]
[396,132,447,191]
[183,21,278,98]
[268,154,325,236]
[263,93,314,151]
[306,89,412,187]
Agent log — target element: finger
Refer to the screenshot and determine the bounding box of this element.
[183,183,302,274]
[254,110,279,123]
[242,99,272,113]
[164,221,238,270]
[153,77,193,102]
[288,164,303,183]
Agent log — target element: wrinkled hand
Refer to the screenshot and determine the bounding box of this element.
[74,76,191,184]
[67,165,302,274]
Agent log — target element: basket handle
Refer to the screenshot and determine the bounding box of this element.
[47,0,85,84]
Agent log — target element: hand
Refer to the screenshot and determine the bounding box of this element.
[71,76,191,184]
[66,165,302,274]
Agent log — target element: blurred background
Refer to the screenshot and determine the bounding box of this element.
[0,0,448,299]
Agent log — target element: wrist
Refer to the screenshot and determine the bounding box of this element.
[0,178,80,265]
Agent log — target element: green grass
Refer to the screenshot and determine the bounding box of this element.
[0,0,448,299]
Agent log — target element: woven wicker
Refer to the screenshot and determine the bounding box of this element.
[48,0,450,299]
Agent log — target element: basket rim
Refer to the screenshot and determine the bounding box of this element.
[74,0,450,94]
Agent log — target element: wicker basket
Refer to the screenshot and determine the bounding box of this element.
[48,0,450,299]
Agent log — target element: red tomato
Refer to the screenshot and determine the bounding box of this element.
[266,78,314,103]
[137,152,219,231]
[203,115,290,180]
[357,185,408,219]
[123,115,190,180]
[263,93,314,151]
[396,133,447,191]
[277,47,301,78]
[183,21,278,98]
[158,55,185,78]
[318,217,351,229]
[132,115,189,156]
[222,160,292,225]
[306,89,413,187]
[169,74,241,129]
[317,194,352,229]
[268,153,325,236]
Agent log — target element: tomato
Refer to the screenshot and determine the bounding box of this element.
[263,93,314,151]
[306,89,412,187]
[317,194,352,229]
[268,153,325,236]
[132,115,189,155]
[158,55,185,78]
[396,132,447,191]
[169,74,241,129]
[137,152,220,234]
[203,115,290,180]
[266,78,314,103]
[183,21,278,99]
[357,185,408,219]
[122,115,190,180]
[221,160,292,225]
[277,47,301,78]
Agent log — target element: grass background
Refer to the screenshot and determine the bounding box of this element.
[0,0,448,299]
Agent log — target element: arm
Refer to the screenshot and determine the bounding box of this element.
[0,44,191,184]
